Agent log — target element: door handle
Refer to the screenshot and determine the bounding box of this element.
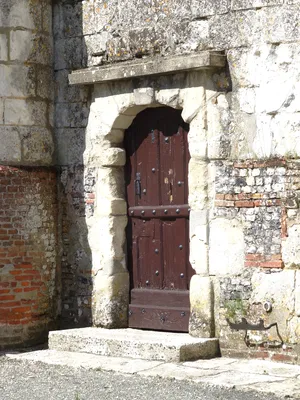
[135,172,141,197]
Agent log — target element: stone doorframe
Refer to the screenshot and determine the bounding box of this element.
[70,52,226,337]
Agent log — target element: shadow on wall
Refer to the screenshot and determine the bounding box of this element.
[53,0,93,328]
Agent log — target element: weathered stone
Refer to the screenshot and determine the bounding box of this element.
[0,127,21,163]
[209,218,245,276]
[189,211,209,275]
[21,128,54,165]
[189,160,208,210]
[4,99,47,126]
[250,270,296,342]
[0,33,7,61]
[92,273,129,328]
[49,328,219,362]
[282,225,300,268]
[189,275,214,338]
[0,64,35,97]
[69,52,226,85]
[133,87,155,106]
[191,0,229,17]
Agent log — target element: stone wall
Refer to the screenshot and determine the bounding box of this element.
[0,0,58,347]
[0,0,54,165]
[53,0,300,362]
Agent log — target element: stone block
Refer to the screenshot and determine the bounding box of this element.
[85,32,110,57]
[55,69,90,103]
[54,37,83,70]
[0,98,3,124]
[56,128,85,165]
[191,0,229,17]
[0,64,35,97]
[95,198,127,217]
[42,0,52,34]
[210,10,258,49]
[209,218,245,276]
[95,167,125,200]
[181,82,205,124]
[0,0,42,30]
[282,225,300,268]
[190,210,209,275]
[4,99,47,126]
[36,66,54,100]
[61,2,83,38]
[250,270,296,342]
[295,271,300,317]
[10,30,33,62]
[48,328,219,362]
[0,33,8,61]
[232,0,283,10]
[0,127,21,163]
[92,272,129,328]
[207,92,230,159]
[88,215,127,265]
[262,5,300,43]
[133,87,155,106]
[189,275,214,338]
[187,20,211,51]
[101,148,126,167]
[188,160,208,210]
[20,128,54,165]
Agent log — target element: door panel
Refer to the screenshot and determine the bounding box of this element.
[125,107,194,332]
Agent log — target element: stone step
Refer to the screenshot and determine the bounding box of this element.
[49,328,219,363]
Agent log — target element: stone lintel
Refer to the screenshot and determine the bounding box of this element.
[69,51,226,85]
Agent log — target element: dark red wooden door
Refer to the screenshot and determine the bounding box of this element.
[125,107,194,332]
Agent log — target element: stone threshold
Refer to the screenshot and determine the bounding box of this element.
[69,51,226,85]
[48,327,219,362]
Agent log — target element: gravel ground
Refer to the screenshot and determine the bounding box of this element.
[0,355,283,400]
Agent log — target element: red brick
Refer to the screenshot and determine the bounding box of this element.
[235,201,254,208]
[271,353,296,363]
[250,351,269,359]
[260,260,284,269]
[245,261,259,267]
[0,295,15,301]
[245,254,265,261]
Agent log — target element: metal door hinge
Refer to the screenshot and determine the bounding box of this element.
[135,172,141,197]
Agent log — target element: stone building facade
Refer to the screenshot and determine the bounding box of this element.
[1,0,300,363]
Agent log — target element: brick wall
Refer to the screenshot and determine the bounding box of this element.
[0,166,58,348]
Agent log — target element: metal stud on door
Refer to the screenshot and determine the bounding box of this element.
[125,107,193,332]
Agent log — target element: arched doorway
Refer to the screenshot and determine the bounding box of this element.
[124,107,194,332]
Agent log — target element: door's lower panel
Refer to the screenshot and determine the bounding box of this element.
[129,289,190,332]
[128,304,190,332]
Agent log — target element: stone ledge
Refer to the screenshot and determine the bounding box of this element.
[69,51,226,85]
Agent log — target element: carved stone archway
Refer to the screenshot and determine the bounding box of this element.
[70,52,226,337]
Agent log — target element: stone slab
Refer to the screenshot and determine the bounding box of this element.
[6,350,163,374]
[5,351,299,398]
[68,51,226,85]
[48,328,219,362]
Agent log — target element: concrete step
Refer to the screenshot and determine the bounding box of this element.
[49,328,219,362]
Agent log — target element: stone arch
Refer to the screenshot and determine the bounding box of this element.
[86,72,214,336]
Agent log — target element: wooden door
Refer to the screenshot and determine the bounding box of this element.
[125,107,194,332]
